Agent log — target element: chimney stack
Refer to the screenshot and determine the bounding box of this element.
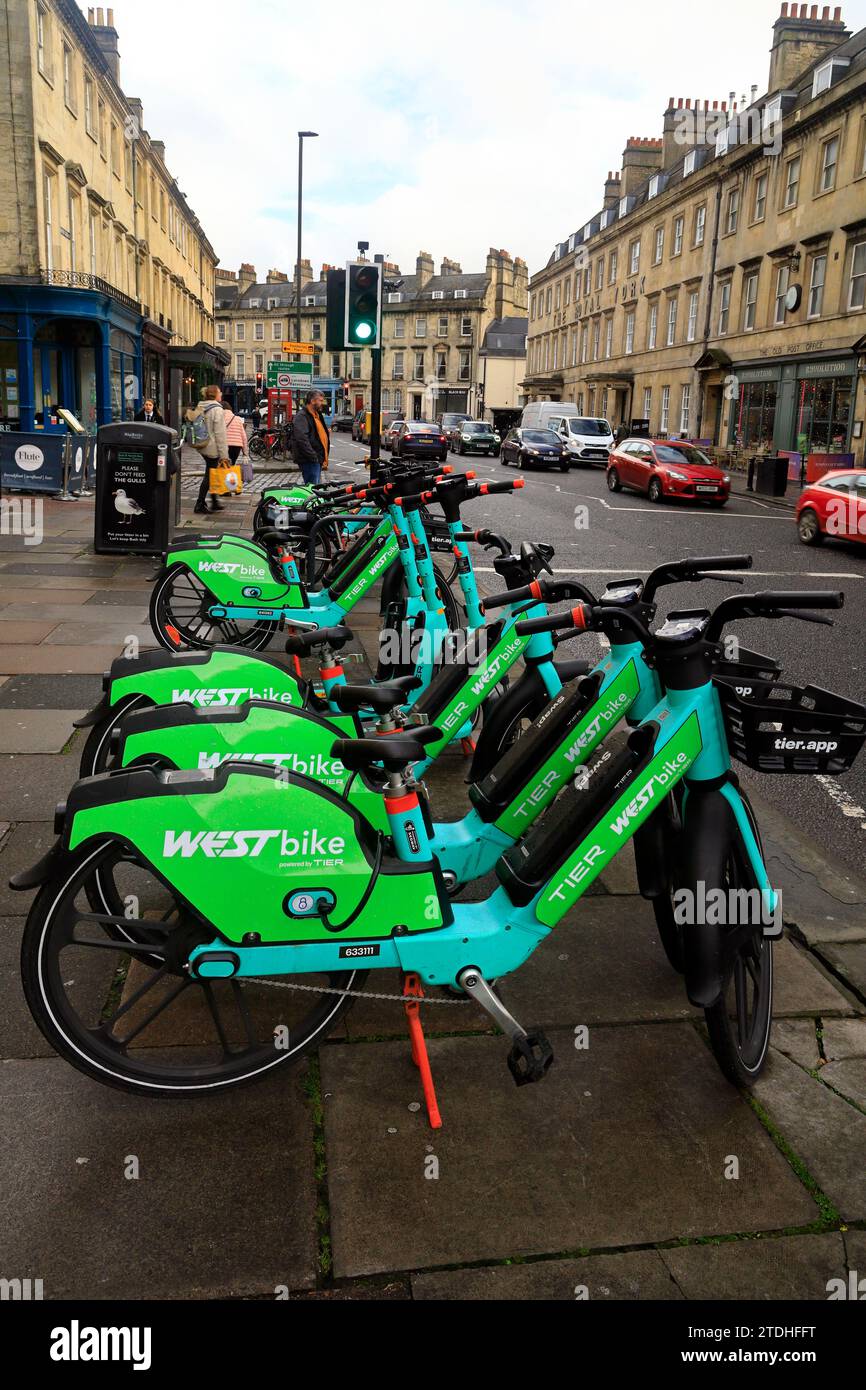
[237,263,257,295]
[87,6,120,84]
[265,269,288,284]
[620,137,663,197]
[768,2,848,93]
[603,170,621,207]
[415,251,435,287]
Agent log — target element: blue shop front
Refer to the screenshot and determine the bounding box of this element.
[0,277,146,435]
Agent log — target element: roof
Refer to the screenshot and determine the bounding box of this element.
[480,316,528,356]
[388,272,489,304]
[215,279,328,312]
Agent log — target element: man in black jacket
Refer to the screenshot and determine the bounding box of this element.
[291,390,330,485]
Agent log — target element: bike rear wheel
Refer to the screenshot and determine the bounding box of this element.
[150,564,279,653]
[22,841,363,1097]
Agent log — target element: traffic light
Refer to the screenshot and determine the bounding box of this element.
[345,261,381,349]
[255,371,263,396]
[326,268,346,352]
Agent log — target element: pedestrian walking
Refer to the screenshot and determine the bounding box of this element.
[187,384,229,514]
[291,389,330,486]
[221,399,249,467]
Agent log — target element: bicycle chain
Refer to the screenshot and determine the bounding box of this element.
[245,977,469,1005]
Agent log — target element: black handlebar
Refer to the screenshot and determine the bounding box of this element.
[644,554,752,601]
[706,589,843,640]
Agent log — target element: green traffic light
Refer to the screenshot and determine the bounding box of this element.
[355,322,374,341]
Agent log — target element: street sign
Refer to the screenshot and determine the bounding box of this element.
[282,341,315,354]
[268,361,313,390]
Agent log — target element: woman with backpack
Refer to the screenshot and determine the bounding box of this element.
[187,385,229,514]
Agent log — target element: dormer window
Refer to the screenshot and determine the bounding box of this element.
[683,150,696,177]
[715,127,730,157]
[618,196,630,218]
[647,173,663,199]
[387,291,402,303]
[248,298,261,308]
[763,95,782,131]
[431,290,444,299]
[453,288,468,299]
[812,57,850,99]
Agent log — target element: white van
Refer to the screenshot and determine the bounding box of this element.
[520,402,614,466]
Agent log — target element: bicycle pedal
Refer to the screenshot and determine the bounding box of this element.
[507,1029,554,1087]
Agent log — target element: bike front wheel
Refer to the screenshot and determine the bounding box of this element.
[150,563,279,652]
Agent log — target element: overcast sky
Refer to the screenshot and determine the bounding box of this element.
[113,0,866,283]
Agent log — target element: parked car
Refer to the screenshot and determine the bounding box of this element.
[453,421,501,457]
[333,410,355,433]
[393,420,449,462]
[385,418,406,453]
[351,409,366,442]
[360,409,403,445]
[796,469,866,546]
[606,439,730,505]
[438,412,471,445]
[500,427,568,472]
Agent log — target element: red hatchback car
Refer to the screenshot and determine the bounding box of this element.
[796,469,866,546]
[606,438,731,506]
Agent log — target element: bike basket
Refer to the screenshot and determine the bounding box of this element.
[715,679,866,774]
[712,646,782,702]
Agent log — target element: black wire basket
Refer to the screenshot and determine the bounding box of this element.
[712,646,782,703]
[715,679,866,775]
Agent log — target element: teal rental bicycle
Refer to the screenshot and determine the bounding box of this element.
[17,585,864,1102]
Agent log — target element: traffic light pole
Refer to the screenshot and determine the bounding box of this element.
[368,253,385,468]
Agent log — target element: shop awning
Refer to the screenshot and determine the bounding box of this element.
[694,349,732,370]
[168,340,230,370]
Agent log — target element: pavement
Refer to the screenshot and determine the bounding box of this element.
[1,434,865,1301]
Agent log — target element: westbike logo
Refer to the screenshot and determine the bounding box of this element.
[609,751,690,836]
[510,694,629,822]
[342,540,394,601]
[171,687,297,707]
[163,827,346,860]
[197,750,345,780]
[468,634,525,699]
[198,560,269,579]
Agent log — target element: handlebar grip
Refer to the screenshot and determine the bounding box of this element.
[478,479,525,496]
[755,589,844,610]
[516,604,593,637]
[482,584,532,612]
[690,555,752,572]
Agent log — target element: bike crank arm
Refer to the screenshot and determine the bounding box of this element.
[456,967,554,1085]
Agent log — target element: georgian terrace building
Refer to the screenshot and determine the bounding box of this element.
[217,250,528,424]
[524,4,866,466]
[0,3,224,433]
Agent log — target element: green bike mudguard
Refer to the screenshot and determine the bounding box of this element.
[65,765,451,947]
[162,533,305,607]
[261,486,314,508]
[115,701,389,834]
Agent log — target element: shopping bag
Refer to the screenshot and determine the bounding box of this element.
[222,465,243,496]
[241,455,254,485]
[208,463,228,496]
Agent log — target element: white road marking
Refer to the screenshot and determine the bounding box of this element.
[816,775,866,832]
[572,495,791,521]
[475,567,864,579]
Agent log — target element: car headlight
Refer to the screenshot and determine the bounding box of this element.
[667,470,689,481]
[528,448,540,455]
[722,474,730,484]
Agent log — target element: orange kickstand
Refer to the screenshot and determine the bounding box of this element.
[403,973,443,1130]
[460,736,476,758]
[291,654,303,679]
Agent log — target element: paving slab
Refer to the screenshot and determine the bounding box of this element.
[0,562,121,578]
[0,1057,319,1298]
[0,916,116,1061]
[0,621,59,645]
[0,588,98,606]
[772,939,857,1017]
[413,1249,682,1300]
[820,1018,866,1060]
[0,675,102,710]
[0,709,84,754]
[0,823,57,915]
[43,623,154,647]
[750,792,866,945]
[0,604,146,625]
[819,1059,866,1110]
[659,1232,846,1300]
[1,574,140,591]
[754,1047,866,1221]
[83,589,154,607]
[321,1024,817,1278]
[815,943,866,1005]
[0,646,128,674]
[772,1019,821,1069]
[0,754,81,820]
[843,1230,866,1287]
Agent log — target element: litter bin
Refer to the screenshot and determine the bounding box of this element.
[94,422,181,556]
[753,455,789,499]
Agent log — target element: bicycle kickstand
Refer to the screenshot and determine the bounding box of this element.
[403,973,443,1130]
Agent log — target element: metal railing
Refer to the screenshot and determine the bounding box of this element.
[39,270,142,316]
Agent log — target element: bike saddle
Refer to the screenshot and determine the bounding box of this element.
[330,675,421,716]
[256,526,295,548]
[332,727,443,773]
[285,626,353,656]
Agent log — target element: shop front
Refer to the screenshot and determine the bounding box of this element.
[167,342,229,430]
[0,278,145,433]
[727,353,862,464]
[142,321,172,417]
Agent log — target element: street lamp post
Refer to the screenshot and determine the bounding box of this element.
[296,131,319,349]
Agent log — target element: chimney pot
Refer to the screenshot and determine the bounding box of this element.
[833,4,841,16]
[810,4,817,16]
[781,1,787,12]
[106,6,114,23]
[822,4,829,14]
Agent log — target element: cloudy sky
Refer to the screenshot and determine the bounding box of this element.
[114,0,866,282]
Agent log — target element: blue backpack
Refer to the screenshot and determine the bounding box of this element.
[190,405,214,451]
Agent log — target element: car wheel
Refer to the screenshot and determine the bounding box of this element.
[518,453,528,470]
[607,468,621,493]
[559,460,570,473]
[648,477,664,504]
[797,508,824,546]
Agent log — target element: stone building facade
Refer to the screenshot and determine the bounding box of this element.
[216,249,528,423]
[0,2,224,432]
[525,4,866,466]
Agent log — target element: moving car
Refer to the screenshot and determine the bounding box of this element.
[453,421,501,456]
[546,414,614,466]
[500,427,569,472]
[796,469,866,546]
[606,438,730,505]
[438,412,471,443]
[392,420,449,462]
[351,409,366,442]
